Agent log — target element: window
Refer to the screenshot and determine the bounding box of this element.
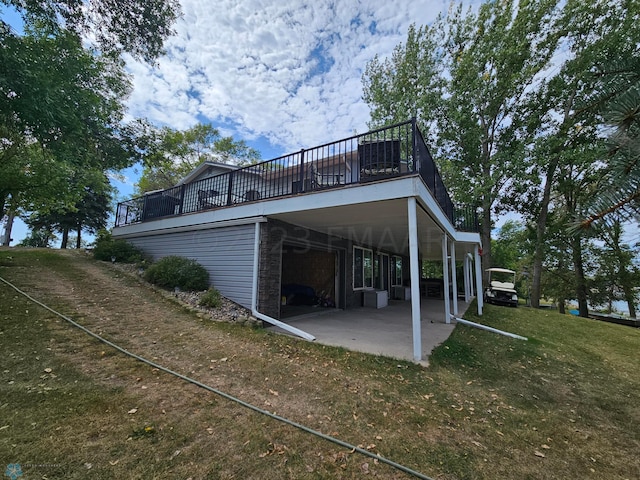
[391,255,403,286]
[353,246,373,289]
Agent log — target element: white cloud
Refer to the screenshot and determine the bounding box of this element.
[125,0,451,154]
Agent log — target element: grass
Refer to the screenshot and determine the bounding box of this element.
[0,248,639,479]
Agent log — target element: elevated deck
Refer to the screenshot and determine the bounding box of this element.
[115,120,479,233]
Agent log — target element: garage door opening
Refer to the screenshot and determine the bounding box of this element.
[280,245,341,318]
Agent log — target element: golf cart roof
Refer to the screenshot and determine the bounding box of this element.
[486,268,516,274]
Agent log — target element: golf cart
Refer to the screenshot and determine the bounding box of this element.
[484,268,518,307]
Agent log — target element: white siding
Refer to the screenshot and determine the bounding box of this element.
[127,224,256,308]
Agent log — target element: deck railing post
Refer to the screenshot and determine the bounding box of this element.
[142,195,149,221]
[411,117,417,173]
[178,184,186,214]
[226,171,234,206]
[299,148,306,192]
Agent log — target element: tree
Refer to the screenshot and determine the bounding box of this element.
[492,220,530,272]
[1,0,179,240]
[18,227,57,248]
[25,170,113,249]
[579,57,640,229]
[515,0,640,308]
[137,123,261,193]
[539,218,575,314]
[363,0,562,281]
[363,0,640,307]
[2,0,180,62]
[591,219,639,318]
[0,26,154,231]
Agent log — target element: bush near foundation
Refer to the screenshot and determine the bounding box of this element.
[143,256,209,291]
[199,287,222,309]
[93,230,147,264]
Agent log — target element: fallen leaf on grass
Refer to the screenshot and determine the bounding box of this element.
[541,444,551,449]
[534,450,546,458]
[269,389,279,396]
[127,408,138,414]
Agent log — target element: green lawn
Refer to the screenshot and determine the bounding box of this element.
[0,249,638,479]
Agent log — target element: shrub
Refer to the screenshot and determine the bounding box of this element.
[199,288,222,309]
[143,256,209,291]
[92,230,146,264]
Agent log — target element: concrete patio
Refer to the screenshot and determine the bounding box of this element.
[268,298,471,364]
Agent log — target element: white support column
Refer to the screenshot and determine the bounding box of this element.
[450,239,458,316]
[407,197,422,362]
[474,244,484,315]
[468,253,475,298]
[463,254,471,302]
[442,233,451,324]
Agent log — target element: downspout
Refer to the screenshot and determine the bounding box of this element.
[251,221,316,341]
[451,315,527,341]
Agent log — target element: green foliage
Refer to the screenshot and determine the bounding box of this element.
[363,0,640,311]
[579,57,640,228]
[17,228,57,248]
[491,220,530,270]
[137,123,261,193]
[363,0,563,274]
[25,169,114,249]
[199,287,222,309]
[0,25,147,225]
[143,255,209,291]
[92,230,146,264]
[2,0,181,63]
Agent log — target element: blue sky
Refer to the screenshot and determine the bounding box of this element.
[3,0,454,244]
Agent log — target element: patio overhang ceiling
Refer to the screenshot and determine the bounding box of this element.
[271,197,476,260]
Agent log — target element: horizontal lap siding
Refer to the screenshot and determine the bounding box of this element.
[127,224,256,308]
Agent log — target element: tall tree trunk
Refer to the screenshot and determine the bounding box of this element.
[61,228,69,249]
[572,236,589,317]
[480,136,492,287]
[625,294,637,319]
[2,209,15,246]
[481,195,492,287]
[531,92,576,308]
[76,225,82,249]
[530,157,558,308]
[558,296,566,314]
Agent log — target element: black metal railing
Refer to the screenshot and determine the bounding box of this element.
[115,119,479,232]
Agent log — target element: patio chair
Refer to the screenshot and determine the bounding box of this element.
[197,189,221,209]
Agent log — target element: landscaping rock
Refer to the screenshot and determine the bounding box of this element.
[109,262,260,327]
